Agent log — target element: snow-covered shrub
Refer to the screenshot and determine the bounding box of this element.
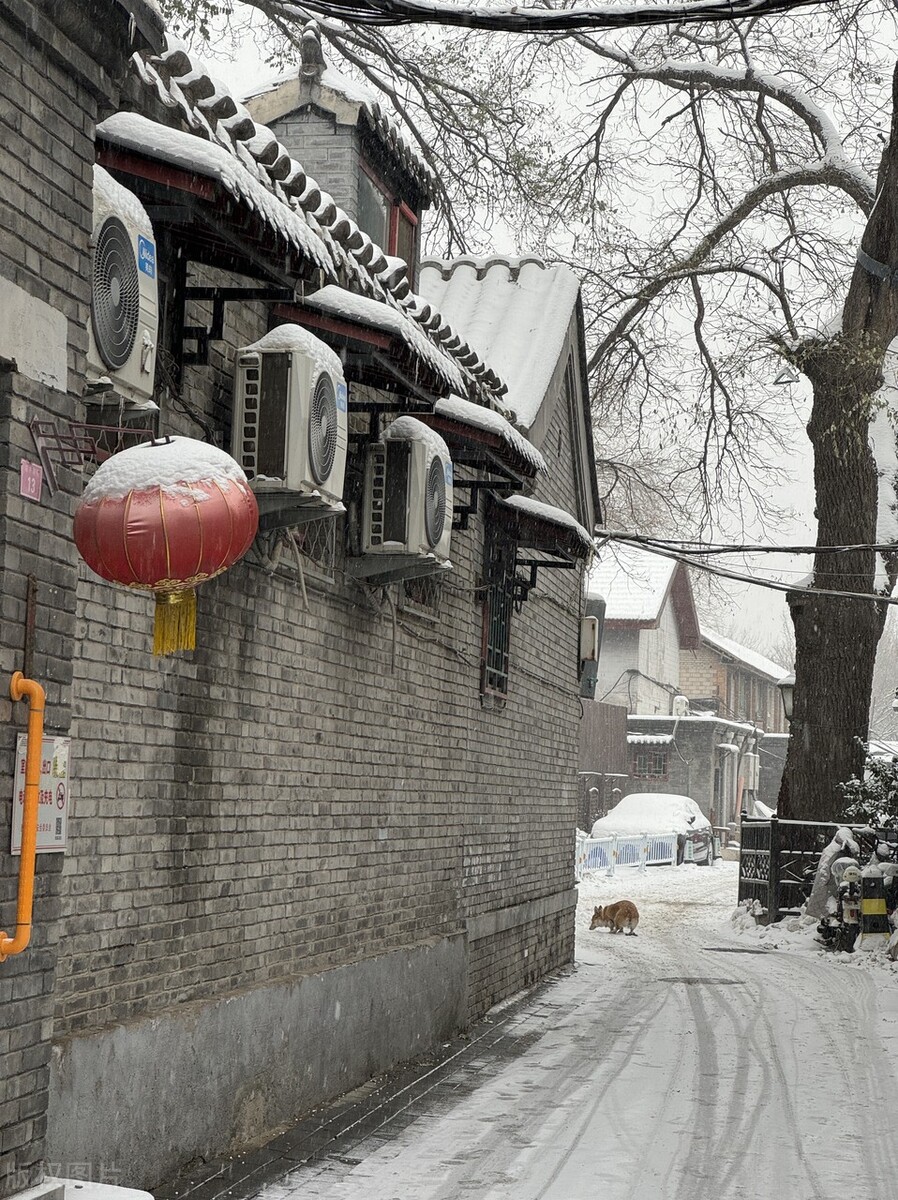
[839,743,898,828]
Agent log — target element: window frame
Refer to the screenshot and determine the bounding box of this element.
[631,749,670,781]
[480,524,517,699]
[359,161,419,276]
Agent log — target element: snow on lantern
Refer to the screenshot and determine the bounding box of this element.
[74,436,259,655]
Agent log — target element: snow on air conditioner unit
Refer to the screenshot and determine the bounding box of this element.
[86,166,159,407]
[350,417,453,583]
[232,325,348,527]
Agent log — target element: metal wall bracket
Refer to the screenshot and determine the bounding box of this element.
[183,286,295,365]
[29,418,155,495]
[513,554,577,602]
[453,477,522,530]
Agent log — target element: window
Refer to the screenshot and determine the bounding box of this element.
[393,204,418,278]
[358,164,419,278]
[358,170,390,250]
[481,524,517,698]
[632,749,669,780]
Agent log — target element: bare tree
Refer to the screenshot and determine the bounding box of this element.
[163,0,898,819]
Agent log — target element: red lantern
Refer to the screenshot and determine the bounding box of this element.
[74,436,259,655]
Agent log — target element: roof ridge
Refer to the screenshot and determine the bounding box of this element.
[243,22,438,198]
[420,254,550,282]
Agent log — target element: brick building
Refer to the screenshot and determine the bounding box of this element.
[588,543,700,714]
[0,14,599,1196]
[586,545,792,826]
[679,627,790,734]
[625,713,761,832]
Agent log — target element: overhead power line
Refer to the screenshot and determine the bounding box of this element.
[287,0,836,31]
[597,529,898,556]
[596,531,898,605]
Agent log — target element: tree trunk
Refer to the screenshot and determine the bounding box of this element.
[779,351,886,821]
[778,62,898,822]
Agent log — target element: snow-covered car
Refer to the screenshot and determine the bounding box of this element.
[589,792,714,865]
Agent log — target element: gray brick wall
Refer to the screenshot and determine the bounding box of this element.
[1,15,594,1185]
[272,110,360,225]
[0,2,147,1191]
[44,298,589,1181]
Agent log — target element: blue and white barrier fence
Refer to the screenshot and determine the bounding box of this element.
[575,832,680,881]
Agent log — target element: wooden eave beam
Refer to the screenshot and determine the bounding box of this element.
[273,302,448,401]
[415,412,537,481]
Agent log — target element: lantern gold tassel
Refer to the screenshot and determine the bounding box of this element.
[153,590,197,656]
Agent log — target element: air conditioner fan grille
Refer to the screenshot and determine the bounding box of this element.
[424,456,447,548]
[309,372,338,485]
[91,216,140,370]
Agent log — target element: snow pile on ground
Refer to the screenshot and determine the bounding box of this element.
[727,881,898,975]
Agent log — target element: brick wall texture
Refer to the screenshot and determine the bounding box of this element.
[55,297,587,1037]
[0,12,594,1189]
[0,1,127,1190]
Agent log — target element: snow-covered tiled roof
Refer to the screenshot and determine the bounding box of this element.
[433,396,547,475]
[701,628,790,683]
[498,494,594,554]
[587,543,678,622]
[115,33,510,407]
[301,286,467,394]
[417,257,581,431]
[629,713,757,736]
[627,734,674,746]
[98,112,334,273]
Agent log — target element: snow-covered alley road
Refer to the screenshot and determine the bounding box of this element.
[173,863,898,1200]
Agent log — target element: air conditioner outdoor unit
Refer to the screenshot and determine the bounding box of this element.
[87,166,158,406]
[232,325,348,526]
[351,417,452,582]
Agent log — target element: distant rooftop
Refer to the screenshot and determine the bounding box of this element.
[587,542,678,623]
[700,628,790,683]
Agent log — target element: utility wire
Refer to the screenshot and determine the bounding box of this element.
[596,533,898,605]
[284,0,836,31]
[597,529,898,556]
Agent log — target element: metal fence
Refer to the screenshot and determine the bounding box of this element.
[738,814,873,923]
[575,832,679,881]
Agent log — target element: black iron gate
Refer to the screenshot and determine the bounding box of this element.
[738,814,869,923]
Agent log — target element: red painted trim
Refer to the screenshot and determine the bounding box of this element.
[96,146,218,202]
[273,304,394,350]
[415,413,538,479]
[396,200,418,228]
[416,414,503,453]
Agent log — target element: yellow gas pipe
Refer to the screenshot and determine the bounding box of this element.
[1,672,46,961]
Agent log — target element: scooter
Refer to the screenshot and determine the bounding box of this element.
[815,857,862,952]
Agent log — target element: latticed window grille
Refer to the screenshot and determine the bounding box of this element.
[481,525,517,697]
[401,574,443,617]
[632,749,669,780]
[291,517,337,579]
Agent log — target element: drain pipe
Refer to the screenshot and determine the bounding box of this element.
[1,672,46,961]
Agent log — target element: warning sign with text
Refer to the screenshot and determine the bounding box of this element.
[11,735,71,854]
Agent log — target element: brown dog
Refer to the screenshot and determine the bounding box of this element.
[590,901,639,936]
